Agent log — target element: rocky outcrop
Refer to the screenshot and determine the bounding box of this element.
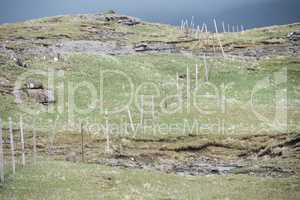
[134,42,177,53]
[13,80,55,105]
[101,14,140,26]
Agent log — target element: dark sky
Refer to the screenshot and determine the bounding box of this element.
[0,0,299,29]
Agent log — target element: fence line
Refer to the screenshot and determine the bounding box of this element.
[20,115,25,167]
[8,117,15,174]
[33,123,37,164]
[0,118,4,183]
[80,122,85,161]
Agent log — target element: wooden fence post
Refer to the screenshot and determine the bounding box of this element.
[176,72,179,92]
[20,115,25,167]
[204,54,209,82]
[186,66,190,112]
[9,117,15,174]
[140,95,144,126]
[80,122,85,162]
[32,124,37,165]
[104,110,111,153]
[127,107,135,132]
[213,18,225,57]
[0,117,4,183]
[151,96,156,135]
[195,64,199,87]
[241,25,245,32]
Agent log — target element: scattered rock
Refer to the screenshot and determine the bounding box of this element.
[26,80,43,89]
[178,74,187,79]
[0,78,10,87]
[12,89,26,103]
[288,30,300,42]
[16,58,29,68]
[119,18,140,26]
[134,43,148,52]
[103,10,116,15]
[247,67,257,71]
[65,152,78,162]
[134,42,176,53]
[27,89,55,104]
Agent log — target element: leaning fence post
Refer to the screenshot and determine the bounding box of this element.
[222,21,226,33]
[0,117,4,183]
[20,115,25,167]
[213,18,225,57]
[9,117,15,174]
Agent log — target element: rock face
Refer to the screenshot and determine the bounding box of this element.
[288,30,300,42]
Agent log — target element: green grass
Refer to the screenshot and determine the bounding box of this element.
[0,160,299,200]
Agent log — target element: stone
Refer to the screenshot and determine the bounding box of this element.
[65,152,78,162]
[103,10,116,14]
[288,30,300,42]
[26,80,43,89]
[0,77,9,87]
[134,43,148,52]
[119,19,140,26]
[16,58,29,68]
[134,42,176,52]
[27,89,55,104]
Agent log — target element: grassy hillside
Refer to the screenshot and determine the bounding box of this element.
[0,12,300,200]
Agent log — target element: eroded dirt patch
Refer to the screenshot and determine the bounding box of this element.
[4,131,298,178]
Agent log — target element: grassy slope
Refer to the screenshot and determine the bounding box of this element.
[1,53,299,135]
[0,160,299,200]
